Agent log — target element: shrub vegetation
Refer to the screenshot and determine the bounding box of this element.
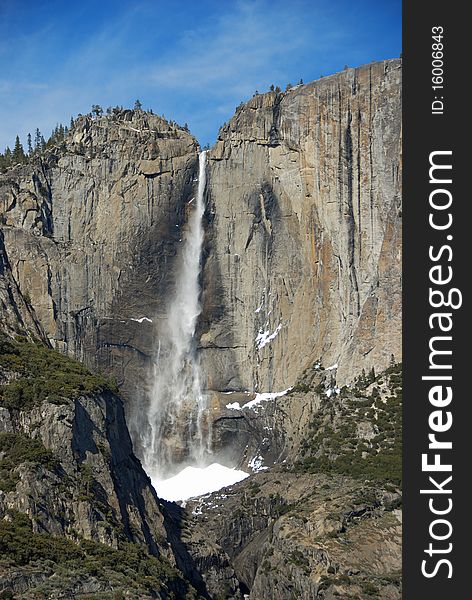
[0,432,57,492]
[0,511,196,599]
[0,335,118,410]
[295,363,402,486]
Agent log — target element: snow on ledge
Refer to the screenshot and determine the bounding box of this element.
[326,387,341,398]
[130,317,153,323]
[153,463,249,502]
[226,402,242,410]
[226,388,292,411]
[248,455,268,472]
[256,323,282,349]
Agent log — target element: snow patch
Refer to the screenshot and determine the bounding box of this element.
[255,290,265,313]
[326,363,338,371]
[153,463,249,502]
[256,324,282,349]
[244,388,291,409]
[226,388,291,411]
[130,317,153,323]
[226,402,242,410]
[248,455,268,472]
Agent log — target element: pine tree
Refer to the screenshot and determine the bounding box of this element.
[12,135,26,164]
[34,128,42,151]
[27,133,33,155]
[134,99,142,111]
[91,104,103,117]
[1,147,12,171]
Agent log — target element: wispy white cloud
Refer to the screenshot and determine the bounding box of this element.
[149,2,311,91]
[0,0,401,149]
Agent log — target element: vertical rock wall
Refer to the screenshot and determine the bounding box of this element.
[1,60,402,410]
[200,59,402,391]
[0,111,199,420]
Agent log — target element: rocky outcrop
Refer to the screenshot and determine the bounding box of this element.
[201,59,402,392]
[185,472,401,600]
[0,110,199,445]
[184,363,402,599]
[0,337,202,598]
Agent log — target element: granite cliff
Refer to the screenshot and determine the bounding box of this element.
[0,109,199,451]
[0,60,401,414]
[201,59,401,393]
[1,59,402,598]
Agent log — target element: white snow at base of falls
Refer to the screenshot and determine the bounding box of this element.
[153,463,249,502]
[225,388,292,411]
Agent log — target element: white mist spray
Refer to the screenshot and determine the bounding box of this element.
[142,151,211,481]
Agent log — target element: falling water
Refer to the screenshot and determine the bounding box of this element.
[142,151,211,480]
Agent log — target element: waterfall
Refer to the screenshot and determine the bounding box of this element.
[142,151,210,481]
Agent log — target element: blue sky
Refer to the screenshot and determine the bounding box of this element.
[0,0,401,150]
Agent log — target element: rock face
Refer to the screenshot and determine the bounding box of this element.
[0,59,402,599]
[0,230,46,342]
[186,472,402,600]
[1,390,166,551]
[200,59,402,392]
[0,338,203,598]
[0,109,199,443]
[183,362,402,599]
[0,60,402,413]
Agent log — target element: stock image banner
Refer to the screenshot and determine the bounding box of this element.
[404,1,467,597]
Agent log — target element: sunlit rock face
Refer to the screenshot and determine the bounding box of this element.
[0,60,402,600]
[0,110,199,437]
[200,59,402,392]
[0,59,402,469]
